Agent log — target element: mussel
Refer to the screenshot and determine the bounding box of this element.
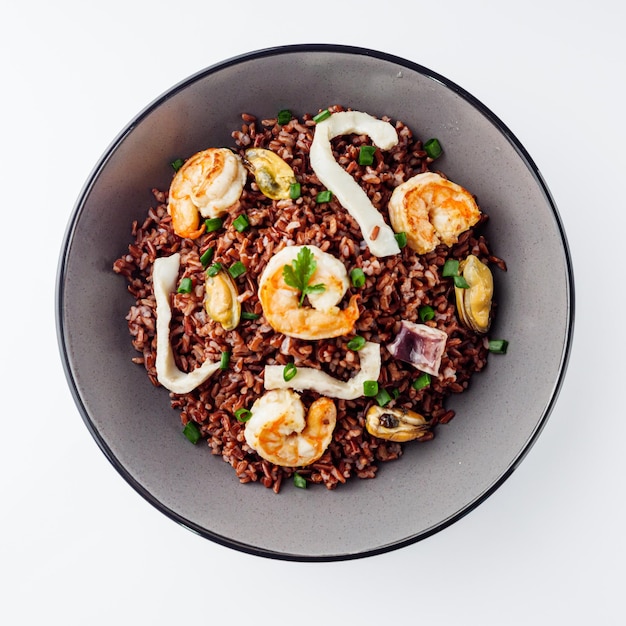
[244,148,297,200]
[365,405,432,442]
[454,254,493,334]
[203,269,241,331]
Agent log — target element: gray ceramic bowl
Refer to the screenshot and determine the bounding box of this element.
[56,44,574,561]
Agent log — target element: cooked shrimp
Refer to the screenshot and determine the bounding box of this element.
[388,171,481,254]
[258,245,360,340]
[244,389,337,467]
[167,147,247,239]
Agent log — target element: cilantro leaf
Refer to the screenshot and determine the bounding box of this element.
[282,246,326,306]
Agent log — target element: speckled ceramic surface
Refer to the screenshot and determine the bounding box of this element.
[56,44,574,560]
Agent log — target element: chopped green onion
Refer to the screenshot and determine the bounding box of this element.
[228,261,246,279]
[375,388,393,407]
[453,275,470,289]
[205,217,223,232]
[207,262,222,277]
[219,351,230,370]
[182,421,201,444]
[234,408,252,423]
[424,138,443,159]
[283,363,297,382]
[412,373,431,391]
[313,109,331,123]
[347,335,366,351]
[289,182,301,199]
[391,388,400,400]
[199,247,215,268]
[316,190,333,203]
[419,305,435,322]
[277,109,292,125]
[394,231,408,248]
[363,380,379,397]
[488,339,509,354]
[241,311,261,320]
[293,473,307,489]
[442,259,460,277]
[350,268,366,288]
[358,145,376,166]
[177,277,193,294]
[233,214,250,233]
[170,158,184,172]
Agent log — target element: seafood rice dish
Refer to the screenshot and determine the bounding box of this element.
[113,105,507,493]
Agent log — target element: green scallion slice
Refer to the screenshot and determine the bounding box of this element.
[205,217,223,232]
[177,277,193,294]
[347,335,366,351]
[488,339,509,354]
[313,109,331,123]
[219,351,230,370]
[293,473,307,489]
[233,214,250,233]
[358,145,376,166]
[289,182,301,199]
[241,311,261,320]
[316,190,333,203]
[419,305,435,322]
[199,247,214,268]
[375,388,392,407]
[363,380,379,397]
[206,262,222,277]
[182,421,201,444]
[453,275,470,289]
[442,259,460,277]
[283,363,297,382]
[412,373,431,391]
[391,388,400,400]
[424,138,443,159]
[170,158,184,172]
[277,109,292,125]
[350,268,366,288]
[228,261,246,279]
[394,231,408,248]
[234,408,252,423]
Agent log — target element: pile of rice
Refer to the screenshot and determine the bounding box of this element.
[113,105,505,493]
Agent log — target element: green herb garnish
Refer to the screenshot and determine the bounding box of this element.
[350,267,366,288]
[277,109,292,125]
[313,109,331,123]
[488,339,509,354]
[289,182,301,199]
[228,261,246,279]
[234,408,252,423]
[358,145,376,166]
[424,138,443,159]
[419,305,435,322]
[219,351,230,370]
[375,388,393,407]
[283,363,298,382]
[412,373,431,391]
[199,247,214,268]
[316,190,333,203]
[182,421,201,444]
[170,158,184,172]
[394,231,408,248]
[282,246,326,307]
[363,380,379,397]
[293,473,307,489]
[347,335,366,351]
[177,277,193,294]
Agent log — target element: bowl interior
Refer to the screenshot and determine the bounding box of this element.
[58,45,573,560]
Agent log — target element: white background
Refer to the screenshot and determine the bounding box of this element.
[2,1,624,624]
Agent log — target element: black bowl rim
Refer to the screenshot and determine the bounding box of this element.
[56,43,576,562]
